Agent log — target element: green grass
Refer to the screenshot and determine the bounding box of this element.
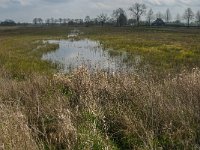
[80,26,200,73]
[0,26,200,150]
[0,26,72,77]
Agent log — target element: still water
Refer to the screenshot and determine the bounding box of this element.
[42,39,141,73]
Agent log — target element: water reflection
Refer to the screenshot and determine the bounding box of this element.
[42,39,141,73]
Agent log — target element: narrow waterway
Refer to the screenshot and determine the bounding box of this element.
[42,35,141,73]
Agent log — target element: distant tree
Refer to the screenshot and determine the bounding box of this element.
[33,18,43,25]
[63,18,68,25]
[38,18,43,24]
[196,10,200,26]
[175,13,181,23]
[118,13,127,27]
[58,18,63,24]
[107,18,115,25]
[33,18,37,25]
[1,19,16,26]
[113,8,125,19]
[85,16,91,26]
[129,3,146,26]
[97,13,109,26]
[165,8,172,23]
[112,8,126,26]
[146,8,154,26]
[45,18,50,25]
[50,18,55,24]
[183,8,194,27]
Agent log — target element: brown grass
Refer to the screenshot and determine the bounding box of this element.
[0,67,200,149]
[0,26,200,149]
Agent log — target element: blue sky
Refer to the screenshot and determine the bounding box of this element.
[0,0,199,22]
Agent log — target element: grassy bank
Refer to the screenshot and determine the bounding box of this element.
[0,26,200,149]
[80,27,200,73]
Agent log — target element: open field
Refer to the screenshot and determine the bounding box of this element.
[0,26,200,149]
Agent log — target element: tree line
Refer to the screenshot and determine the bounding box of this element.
[1,3,200,27]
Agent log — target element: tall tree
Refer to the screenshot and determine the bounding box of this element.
[45,18,50,25]
[118,13,127,27]
[113,8,125,19]
[33,18,43,25]
[165,8,172,23]
[175,13,181,23]
[196,10,200,26]
[129,3,146,26]
[183,8,194,27]
[85,16,91,26]
[97,13,109,26]
[58,18,63,24]
[112,8,126,26]
[113,8,127,26]
[38,18,43,24]
[33,18,37,25]
[146,8,154,26]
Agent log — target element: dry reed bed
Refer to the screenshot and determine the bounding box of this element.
[0,67,200,149]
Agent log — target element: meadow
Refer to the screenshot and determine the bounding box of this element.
[0,26,200,150]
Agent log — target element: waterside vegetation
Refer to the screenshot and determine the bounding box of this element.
[0,26,200,149]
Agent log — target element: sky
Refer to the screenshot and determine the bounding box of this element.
[0,0,199,22]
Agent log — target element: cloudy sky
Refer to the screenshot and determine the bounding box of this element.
[0,0,199,22]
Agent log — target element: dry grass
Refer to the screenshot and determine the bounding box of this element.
[55,67,200,149]
[0,70,77,150]
[0,26,200,149]
[0,67,200,149]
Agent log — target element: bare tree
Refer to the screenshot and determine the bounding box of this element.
[33,18,37,25]
[38,18,43,24]
[45,18,50,25]
[183,8,194,27]
[113,8,125,19]
[196,10,200,26]
[50,18,55,24]
[175,13,181,23]
[97,13,109,26]
[129,3,146,26]
[33,18,43,25]
[146,8,154,26]
[118,13,127,27]
[85,16,91,26]
[58,18,63,24]
[63,18,68,25]
[165,8,172,23]
[113,8,127,26]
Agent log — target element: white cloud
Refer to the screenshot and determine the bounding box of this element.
[0,0,200,22]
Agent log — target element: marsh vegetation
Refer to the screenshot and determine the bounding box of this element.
[0,26,200,149]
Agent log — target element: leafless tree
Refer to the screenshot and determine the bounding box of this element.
[113,8,127,26]
[45,18,50,25]
[146,8,154,26]
[129,3,146,26]
[58,18,63,24]
[50,17,55,24]
[165,8,172,23]
[196,10,200,26]
[33,18,43,25]
[97,13,109,26]
[85,16,91,26]
[183,8,194,27]
[175,13,181,23]
[33,18,37,25]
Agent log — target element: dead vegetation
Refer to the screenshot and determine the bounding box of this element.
[1,67,200,149]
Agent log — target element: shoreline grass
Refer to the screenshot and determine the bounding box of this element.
[0,26,200,149]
